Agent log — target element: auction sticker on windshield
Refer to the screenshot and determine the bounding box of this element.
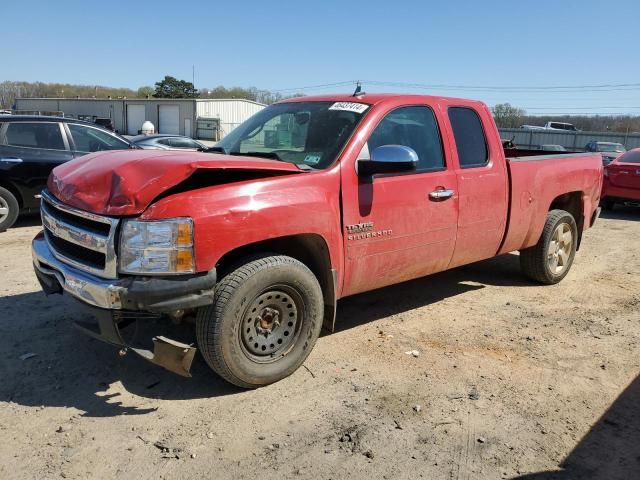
[304,154,322,165]
[328,102,369,114]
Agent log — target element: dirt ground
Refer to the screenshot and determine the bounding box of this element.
[1,208,639,480]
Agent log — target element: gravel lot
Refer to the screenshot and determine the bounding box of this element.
[1,208,638,480]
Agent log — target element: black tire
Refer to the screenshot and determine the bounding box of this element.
[520,209,578,285]
[0,187,19,232]
[196,255,324,388]
[601,198,615,211]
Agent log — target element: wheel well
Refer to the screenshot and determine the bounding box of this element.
[549,191,584,249]
[0,180,23,208]
[216,234,337,331]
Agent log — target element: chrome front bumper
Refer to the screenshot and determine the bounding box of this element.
[32,233,126,309]
[32,232,217,313]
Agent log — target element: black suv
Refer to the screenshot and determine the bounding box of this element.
[0,116,134,231]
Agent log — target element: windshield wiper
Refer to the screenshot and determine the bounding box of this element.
[295,163,314,171]
[229,151,282,161]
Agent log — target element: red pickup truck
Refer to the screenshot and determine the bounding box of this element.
[32,94,603,387]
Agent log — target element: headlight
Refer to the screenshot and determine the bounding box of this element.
[119,218,195,275]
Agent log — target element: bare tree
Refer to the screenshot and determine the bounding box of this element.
[492,103,526,128]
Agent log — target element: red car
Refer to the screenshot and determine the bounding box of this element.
[32,93,603,387]
[602,148,640,209]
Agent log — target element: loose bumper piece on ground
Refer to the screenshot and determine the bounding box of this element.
[74,310,196,377]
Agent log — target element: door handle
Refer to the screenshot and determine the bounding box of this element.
[0,157,23,163]
[429,189,455,200]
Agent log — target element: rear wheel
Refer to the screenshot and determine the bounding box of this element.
[196,255,324,388]
[520,209,578,284]
[0,187,19,232]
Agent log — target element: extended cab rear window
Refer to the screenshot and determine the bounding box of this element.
[448,107,488,168]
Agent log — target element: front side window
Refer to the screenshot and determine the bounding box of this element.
[366,106,445,171]
[68,124,130,152]
[216,101,367,169]
[448,107,489,168]
[5,122,65,150]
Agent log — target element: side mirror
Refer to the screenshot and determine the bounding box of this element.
[358,145,418,176]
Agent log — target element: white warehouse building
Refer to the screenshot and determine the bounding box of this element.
[13,97,266,140]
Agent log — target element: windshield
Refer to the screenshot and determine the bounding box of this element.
[216,101,368,169]
[597,143,625,153]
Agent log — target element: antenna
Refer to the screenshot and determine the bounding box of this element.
[353,81,365,97]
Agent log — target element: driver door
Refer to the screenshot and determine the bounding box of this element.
[340,105,459,296]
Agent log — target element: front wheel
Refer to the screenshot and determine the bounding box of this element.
[520,209,578,284]
[196,255,324,388]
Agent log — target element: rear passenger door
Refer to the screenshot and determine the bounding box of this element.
[446,106,509,268]
[0,121,73,209]
[341,105,459,296]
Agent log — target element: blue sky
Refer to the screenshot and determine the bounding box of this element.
[3,0,640,114]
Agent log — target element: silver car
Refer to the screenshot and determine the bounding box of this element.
[130,134,206,151]
[585,141,626,166]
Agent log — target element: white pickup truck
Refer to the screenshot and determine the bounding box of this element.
[521,122,578,132]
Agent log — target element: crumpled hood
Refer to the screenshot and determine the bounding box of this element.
[48,150,301,215]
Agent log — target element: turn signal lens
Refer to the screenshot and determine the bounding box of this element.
[176,222,193,246]
[176,249,195,273]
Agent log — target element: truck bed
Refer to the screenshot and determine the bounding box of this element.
[504,148,581,159]
[498,151,603,255]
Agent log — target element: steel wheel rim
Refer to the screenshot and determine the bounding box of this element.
[547,223,573,274]
[239,284,304,363]
[0,196,9,223]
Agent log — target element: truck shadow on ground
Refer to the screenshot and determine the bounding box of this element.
[0,293,240,417]
[514,373,640,480]
[333,252,530,334]
[600,204,639,221]
[0,253,530,417]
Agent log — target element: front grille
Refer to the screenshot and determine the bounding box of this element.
[45,230,106,269]
[44,203,111,236]
[41,190,119,278]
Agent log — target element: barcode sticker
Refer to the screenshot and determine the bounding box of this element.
[328,102,369,114]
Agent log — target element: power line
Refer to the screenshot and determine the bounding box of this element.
[361,80,640,92]
[270,81,356,93]
[271,79,640,93]
[523,112,640,116]
[523,106,640,110]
